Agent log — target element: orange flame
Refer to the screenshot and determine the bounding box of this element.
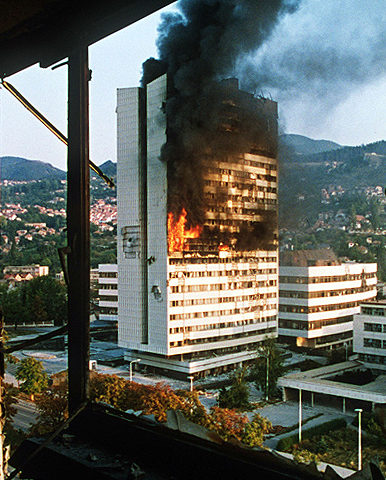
[168,208,202,253]
[219,244,229,251]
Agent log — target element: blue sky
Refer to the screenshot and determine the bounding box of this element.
[0,0,385,171]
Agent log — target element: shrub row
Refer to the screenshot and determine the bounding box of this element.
[277,418,347,451]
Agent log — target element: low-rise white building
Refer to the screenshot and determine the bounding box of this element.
[3,264,49,277]
[3,264,49,284]
[278,250,377,350]
[98,264,118,322]
[354,300,386,371]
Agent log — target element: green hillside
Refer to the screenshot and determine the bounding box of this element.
[0,156,66,181]
[281,134,342,155]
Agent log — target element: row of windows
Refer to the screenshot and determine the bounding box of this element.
[364,322,386,333]
[208,167,276,182]
[205,218,271,228]
[169,304,275,320]
[315,330,352,344]
[99,295,118,302]
[220,157,276,171]
[362,306,386,316]
[170,293,276,307]
[279,285,374,299]
[363,338,386,349]
[205,193,277,205]
[209,167,252,178]
[208,193,277,205]
[99,307,118,315]
[206,206,271,216]
[169,266,277,279]
[169,255,277,265]
[279,301,360,314]
[169,315,276,334]
[359,353,386,365]
[177,340,273,362]
[99,283,118,290]
[279,273,376,284]
[99,272,117,278]
[171,280,277,293]
[237,158,276,171]
[204,179,277,193]
[279,315,352,331]
[169,326,276,348]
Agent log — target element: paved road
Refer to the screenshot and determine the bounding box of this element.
[250,400,319,426]
[12,399,38,432]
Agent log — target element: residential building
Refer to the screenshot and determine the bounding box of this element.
[98,264,118,322]
[354,300,386,371]
[117,74,279,378]
[3,264,49,283]
[278,250,377,350]
[90,268,99,285]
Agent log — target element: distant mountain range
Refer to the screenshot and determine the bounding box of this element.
[279,138,386,174]
[0,156,66,181]
[0,135,349,181]
[280,134,342,155]
[2,136,385,194]
[97,160,116,177]
[0,156,116,181]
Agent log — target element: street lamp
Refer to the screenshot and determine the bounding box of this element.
[355,408,363,470]
[187,375,194,392]
[258,348,269,402]
[129,359,141,382]
[298,389,302,443]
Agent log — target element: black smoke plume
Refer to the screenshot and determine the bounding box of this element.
[142,0,299,246]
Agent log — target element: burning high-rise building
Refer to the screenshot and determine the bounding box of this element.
[117,74,278,378]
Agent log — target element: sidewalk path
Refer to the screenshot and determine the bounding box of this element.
[262,403,353,449]
[13,398,38,432]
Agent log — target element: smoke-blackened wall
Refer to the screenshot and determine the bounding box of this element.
[142,0,294,247]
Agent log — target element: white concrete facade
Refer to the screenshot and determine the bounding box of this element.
[118,75,279,376]
[354,301,386,371]
[98,264,118,322]
[279,263,377,349]
[117,86,146,347]
[146,75,169,355]
[3,264,49,277]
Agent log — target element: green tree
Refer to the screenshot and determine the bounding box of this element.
[87,372,273,447]
[250,338,285,400]
[15,358,48,400]
[376,242,386,283]
[3,382,18,424]
[0,277,67,327]
[242,412,272,447]
[30,384,68,436]
[1,287,25,327]
[292,447,320,466]
[24,276,67,326]
[207,407,248,443]
[218,367,250,410]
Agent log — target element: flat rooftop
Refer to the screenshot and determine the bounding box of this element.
[278,361,386,405]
